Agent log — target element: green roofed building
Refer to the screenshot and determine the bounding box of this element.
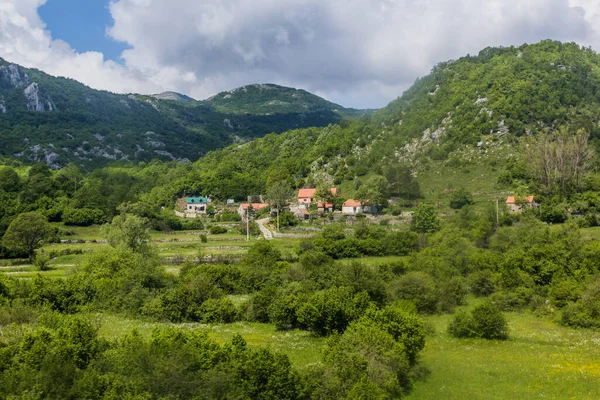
[186,197,209,213]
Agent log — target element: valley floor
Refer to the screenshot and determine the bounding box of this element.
[407,309,600,399]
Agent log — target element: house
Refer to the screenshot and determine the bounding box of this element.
[317,202,334,213]
[506,196,536,213]
[186,197,209,213]
[295,208,310,220]
[238,203,270,218]
[342,199,363,215]
[297,188,338,208]
[342,199,377,215]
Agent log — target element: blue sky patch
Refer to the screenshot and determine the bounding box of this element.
[39,0,129,62]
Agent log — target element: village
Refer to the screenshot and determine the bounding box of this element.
[174,186,538,240]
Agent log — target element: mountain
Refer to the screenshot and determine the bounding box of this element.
[0,60,365,168]
[165,40,600,201]
[204,83,366,117]
[150,91,194,102]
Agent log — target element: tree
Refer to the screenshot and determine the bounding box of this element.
[384,164,421,199]
[104,213,152,254]
[525,127,594,194]
[449,188,474,209]
[2,212,52,261]
[0,167,20,192]
[355,175,390,211]
[316,185,336,206]
[265,181,295,232]
[410,204,441,233]
[448,302,508,340]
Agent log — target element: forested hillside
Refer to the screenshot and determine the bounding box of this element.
[160,40,600,202]
[0,60,362,168]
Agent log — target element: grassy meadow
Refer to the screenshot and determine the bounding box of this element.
[408,309,600,399]
[3,220,600,398]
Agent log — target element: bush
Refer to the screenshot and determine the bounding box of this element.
[560,278,600,328]
[537,204,568,224]
[389,272,439,314]
[62,207,105,226]
[469,270,497,297]
[278,211,299,227]
[297,287,371,336]
[449,188,475,210]
[219,212,242,222]
[489,287,533,311]
[447,310,477,338]
[199,297,238,323]
[448,302,508,340]
[209,226,228,235]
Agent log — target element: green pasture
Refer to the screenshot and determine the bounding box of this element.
[97,314,325,368]
[407,309,600,400]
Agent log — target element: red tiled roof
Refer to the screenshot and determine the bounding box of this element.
[298,188,316,199]
[343,199,362,207]
[297,188,337,199]
[317,202,333,208]
[240,203,269,210]
[506,196,534,204]
[297,208,310,215]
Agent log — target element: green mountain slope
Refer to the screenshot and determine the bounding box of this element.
[164,40,600,201]
[204,83,366,117]
[0,60,364,168]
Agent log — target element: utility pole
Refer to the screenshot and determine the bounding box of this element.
[246,205,249,241]
[496,194,499,226]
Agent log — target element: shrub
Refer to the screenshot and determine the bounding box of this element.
[448,302,508,340]
[449,188,475,209]
[469,270,497,297]
[62,207,105,226]
[471,302,509,339]
[490,287,533,311]
[447,310,477,338]
[199,298,238,323]
[278,211,299,227]
[560,278,600,328]
[209,226,228,235]
[297,287,371,336]
[219,213,242,222]
[389,272,439,314]
[537,204,568,224]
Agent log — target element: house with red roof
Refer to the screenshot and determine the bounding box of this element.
[506,196,536,213]
[238,202,270,218]
[297,188,337,208]
[317,202,334,213]
[342,199,363,215]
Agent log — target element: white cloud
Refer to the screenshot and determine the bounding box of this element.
[0,0,160,94]
[0,0,600,107]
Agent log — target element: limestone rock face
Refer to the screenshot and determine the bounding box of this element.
[0,64,29,88]
[24,83,56,112]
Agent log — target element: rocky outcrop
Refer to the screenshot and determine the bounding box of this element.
[0,64,29,88]
[24,83,56,112]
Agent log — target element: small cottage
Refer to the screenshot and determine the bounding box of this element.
[297,188,338,208]
[506,196,536,213]
[295,208,310,220]
[317,202,334,213]
[342,199,363,215]
[186,197,209,213]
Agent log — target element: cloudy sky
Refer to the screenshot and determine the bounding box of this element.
[1,0,600,108]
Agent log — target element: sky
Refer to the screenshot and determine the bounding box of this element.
[1,0,600,109]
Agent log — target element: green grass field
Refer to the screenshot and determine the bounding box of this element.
[97,314,325,368]
[407,309,600,399]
